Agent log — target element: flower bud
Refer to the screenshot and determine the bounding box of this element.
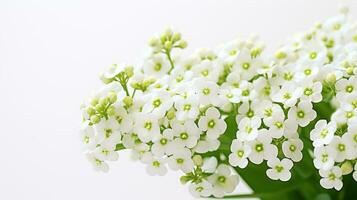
[275,51,287,59]
[192,155,203,166]
[109,92,117,104]
[163,27,173,38]
[107,106,116,116]
[86,107,96,116]
[164,40,172,50]
[326,73,336,84]
[180,176,190,185]
[123,96,133,108]
[124,66,134,78]
[166,109,176,120]
[90,115,101,124]
[341,161,353,175]
[148,37,159,47]
[346,67,354,75]
[90,97,99,106]
[178,40,187,49]
[172,32,181,42]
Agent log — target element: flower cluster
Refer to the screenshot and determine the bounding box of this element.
[80,7,357,198]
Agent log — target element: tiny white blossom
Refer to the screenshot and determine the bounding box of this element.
[167,148,194,173]
[198,107,227,139]
[319,166,343,190]
[236,116,261,141]
[282,139,303,162]
[288,100,317,127]
[266,158,293,181]
[228,139,251,168]
[207,164,239,198]
[310,120,336,147]
[313,146,337,170]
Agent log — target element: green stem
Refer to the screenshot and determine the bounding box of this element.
[165,49,175,73]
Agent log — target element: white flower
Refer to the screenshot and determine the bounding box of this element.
[313,146,337,170]
[342,124,357,157]
[266,158,293,181]
[319,166,343,190]
[272,83,302,108]
[143,54,170,77]
[80,122,96,150]
[300,81,323,103]
[133,113,160,143]
[198,107,227,139]
[151,129,174,157]
[236,80,258,103]
[248,129,278,164]
[167,148,194,173]
[142,90,173,118]
[335,76,357,100]
[172,120,201,148]
[93,143,119,161]
[194,78,221,106]
[236,116,261,141]
[114,107,133,133]
[310,120,336,147]
[282,139,303,162]
[189,181,213,198]
[86,153,109,172]
[194,137,220,153]
[228,139,251,168]
[141,152,167,176]
[201,157,218,173]
[95,118,121,145]
[207,164,239,198]
[288,100,317,127]
[330,136,352,162]
[174,95,199,121]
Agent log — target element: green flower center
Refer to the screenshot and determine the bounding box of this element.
[297,110,305,118]
[105,129,112,138]
[229,50,237,56]
[346,111,354,119]
[203,88,210,95]
[247,110,254,118]
[237,150,244,158]
[289,145,296,152]
[245,126,253,133]
[153,99,162,107]
[283,92,291,99]
[328,173,336,180]
[152,161,160,167]
[183,104,191,111]
[144,122,152,130]
[242,89,250,96]
[309,52,317,59]
[160,138,168,145]
[180,132,189,140]
[176,158,184,164]
[95,159,102,166]
[83,136,90,144]
[218,176,226,183]
[320,129,328,138]
[322,154,329,163]
[346,85,354,93]
[208,120,216,128]
[201,69,209,76]
[283,72,293,81]
[353,35,357,42]
[304,88,313,96]
[275,165,284,173]
[242,62,250,70]
[274,121,283,129]
[264,108,273,117]
[304,69,312,75]
[101,149,110,156]
[338,144,345,152]
[255,143,264,152]
[195,186,204,192]
[154,63,162,71]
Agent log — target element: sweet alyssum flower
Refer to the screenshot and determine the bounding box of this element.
[80,8,357,199]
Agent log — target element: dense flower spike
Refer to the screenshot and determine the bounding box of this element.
[81,8,357,198]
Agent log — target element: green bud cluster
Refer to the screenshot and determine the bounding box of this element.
[86,92,118,124]
[131,77,156,92]
[149,27,188,53]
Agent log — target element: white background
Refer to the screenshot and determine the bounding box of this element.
[0,0,356,200]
